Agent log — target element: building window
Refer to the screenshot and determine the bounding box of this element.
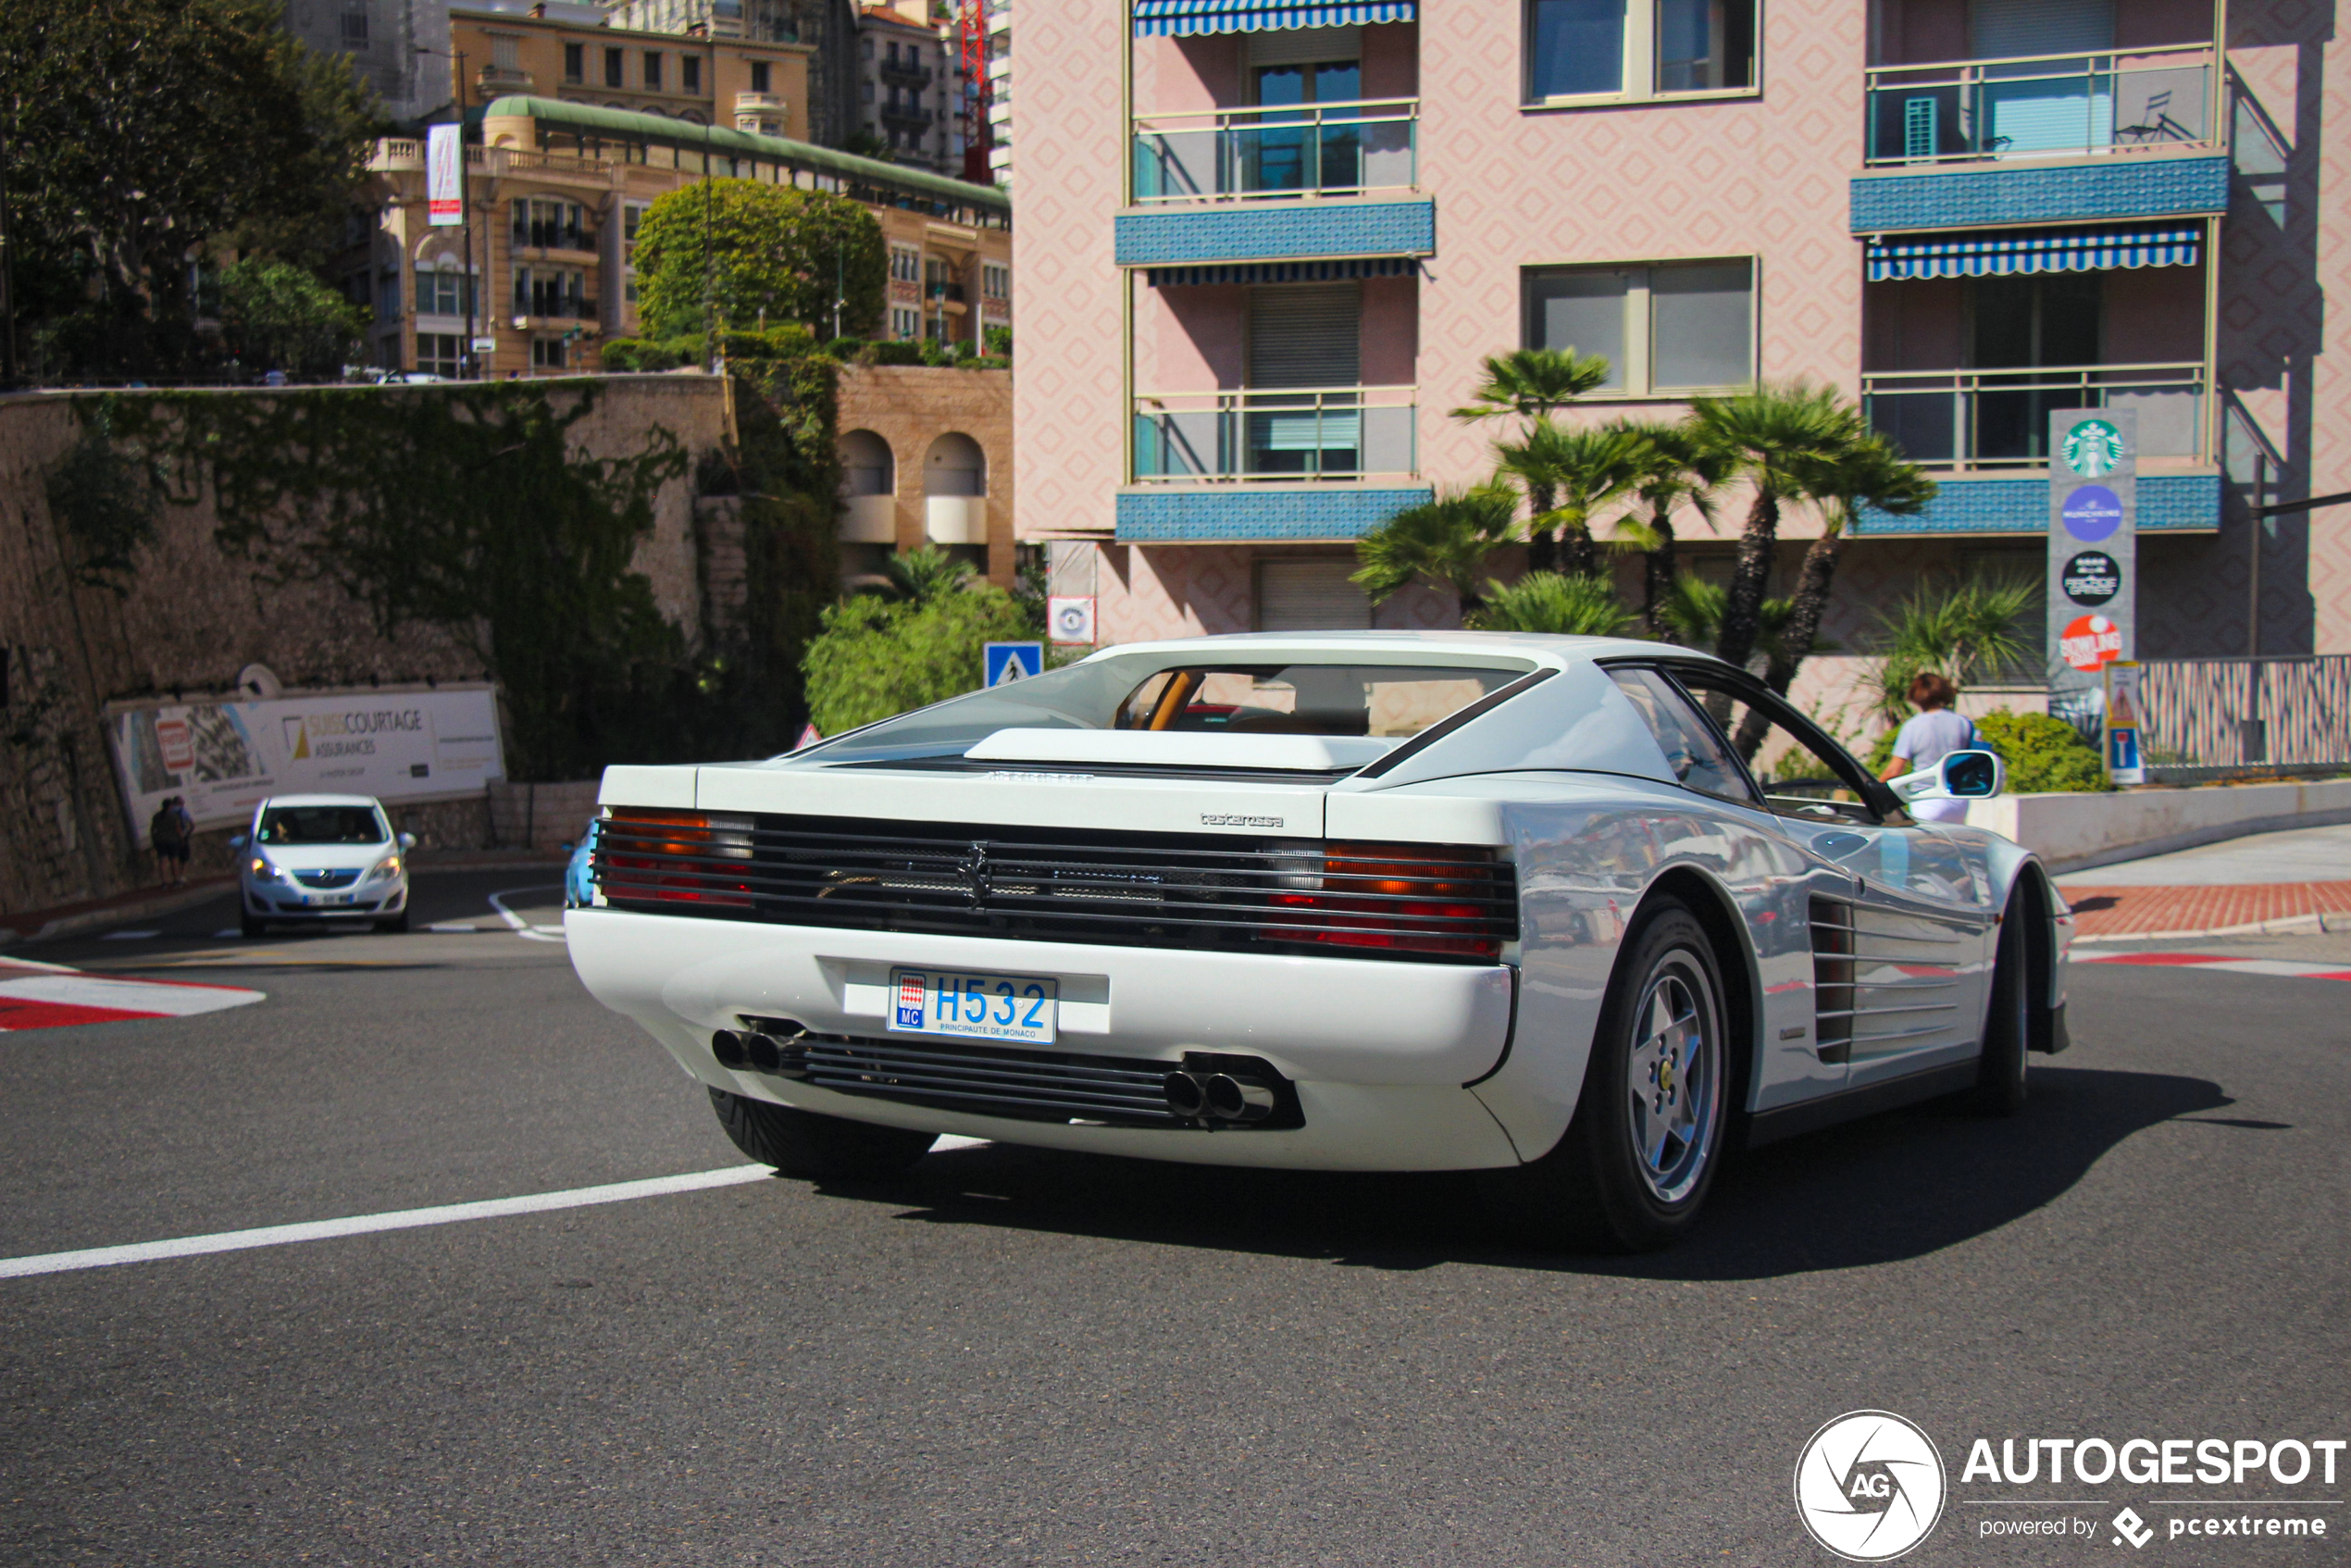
[514,267,591,320]
[491,35,521,71]
[512,198,590,251]
[605,47,625,88]
[565,43,585,82]
[379,268,403,322]
[862,81,876,103]
[532,338,569,370]
[682,54,702,92]
[1256,559,1372,631]
[982,263,1009,299]
[862,36,874,58]
[622,203,647,303]
[340,9,368,46]
[1525,0,1756,104]
[750,60,770,93]
[890,305,920,339]
[418,333,465,378]
[1522,258,1753,396]
[417,266,474,317]
[643,51,663,88]
[889,245,921,282]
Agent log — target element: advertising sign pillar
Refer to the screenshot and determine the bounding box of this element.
[2047,408,2136,768]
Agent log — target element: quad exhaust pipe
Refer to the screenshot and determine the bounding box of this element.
[1161,1069,1276,1123]
[711,1026,811,1078]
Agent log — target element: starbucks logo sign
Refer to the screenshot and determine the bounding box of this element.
[2063,418,2125,478]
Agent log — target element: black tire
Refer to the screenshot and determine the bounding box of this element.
[240,910,265,939]
[1479,897,1733,1252]
[708,1088,937,1180]
[374,910,409,934]
[1972,890,2034,1117]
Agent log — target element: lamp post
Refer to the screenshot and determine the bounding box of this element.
[415,44,479,379]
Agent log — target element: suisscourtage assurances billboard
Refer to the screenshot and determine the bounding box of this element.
[106,685,505,847]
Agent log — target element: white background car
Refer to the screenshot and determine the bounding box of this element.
[230,794,416,938]
[567,633,2071,1251]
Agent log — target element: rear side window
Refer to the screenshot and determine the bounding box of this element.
[1606,667,1755,805]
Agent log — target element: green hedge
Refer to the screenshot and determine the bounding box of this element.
[803,584,1042,735]
[1974,709,2108,793]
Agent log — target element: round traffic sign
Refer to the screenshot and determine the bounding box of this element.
[2060,550,2121,606]
[2059,613,2123,672]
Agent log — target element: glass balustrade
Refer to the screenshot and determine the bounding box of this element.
[1130,387,1418,483]
[1131,100,1417,202]
[1861,362,2208,469]
[1863,49,2214,166]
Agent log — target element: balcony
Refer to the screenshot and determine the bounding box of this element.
[879,60,933,87]
[1132,98,1416,204]
[1862,361,2208,471]
[1864,47,2218,167]
[1132,386,1416,485]
[478,64,533,94]
[838,494,896,544]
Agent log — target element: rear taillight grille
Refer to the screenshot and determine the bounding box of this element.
[591,811,1515,964]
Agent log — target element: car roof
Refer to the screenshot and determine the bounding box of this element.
[255,794,387,809]
[1072,628,1722,668]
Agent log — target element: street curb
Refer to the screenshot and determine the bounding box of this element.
[2072,911,2351,944]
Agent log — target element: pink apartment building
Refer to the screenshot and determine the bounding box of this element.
[1008,0,2347,728]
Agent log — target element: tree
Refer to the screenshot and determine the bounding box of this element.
[1686,382,1863,676]
[1605,417,1730,638]
[633,180,886,341]
[879,544,976,603]
[1499,421,1651,579]
[0,0,379,378]
[218,259,365,379]
[1770,433,1935,695]
[1650,573,1801,666]
[1450,348,1610,572]
[802,580,1040,733]
[1350,485,1520,617]
[1467,571,1634,636]
[1861,575,2040,727]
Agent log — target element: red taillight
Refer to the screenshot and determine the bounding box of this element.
[1268,841,1505,960]
[599,808,755,908]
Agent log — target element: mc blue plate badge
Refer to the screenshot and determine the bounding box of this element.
[889,968,1059,1046]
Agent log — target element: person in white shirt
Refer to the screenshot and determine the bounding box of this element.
[1881,671,1981,824]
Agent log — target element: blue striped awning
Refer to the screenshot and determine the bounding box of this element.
[1147,257,1419,287]
[1866,224,2201,281]
[1133,0,1414,36]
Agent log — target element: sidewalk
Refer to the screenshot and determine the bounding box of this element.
[2054,823,2351,941]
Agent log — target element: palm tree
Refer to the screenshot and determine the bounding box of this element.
[880,545,976,603]
[1451,348,1611,572]
[1862,575,2041,725]
[1497,421,1651,578]
[1604,417,1731,637]
[1686,382,1863,675]
[1449,347,1612,426]
[1770,433,1935,696]
[1650,573,1802,666]
[1351,485,1520,618]
[1467,571,1635,635]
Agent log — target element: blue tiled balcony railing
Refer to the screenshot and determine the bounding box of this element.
[1850,153,2230,232]
[1114,198,1435,267]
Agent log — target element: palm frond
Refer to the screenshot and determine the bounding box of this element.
[1466,571,1634,636]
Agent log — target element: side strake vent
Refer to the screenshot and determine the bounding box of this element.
[594,810,1516,964]
[1810,897,1856,1065]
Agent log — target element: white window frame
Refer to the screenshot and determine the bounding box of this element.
[1523,0,1764,109]
[1520,255,1759,399]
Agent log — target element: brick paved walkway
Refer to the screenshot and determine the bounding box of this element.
[2060,881,2351,940]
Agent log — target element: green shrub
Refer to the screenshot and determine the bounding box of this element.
[1974,708,2108,793]
[803,581,1042,734]
[1466,571,1633,635]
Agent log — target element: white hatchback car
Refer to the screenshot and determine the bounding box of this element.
[230,794,416,937]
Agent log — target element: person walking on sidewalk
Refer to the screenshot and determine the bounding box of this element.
[1881,672,1982,825]
[149,797,192,887]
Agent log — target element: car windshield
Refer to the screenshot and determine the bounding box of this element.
[803,655,1535,765]
[257,805,389,846]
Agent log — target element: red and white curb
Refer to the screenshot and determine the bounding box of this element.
[2078,952,2351,982]
[0,961,265,1031]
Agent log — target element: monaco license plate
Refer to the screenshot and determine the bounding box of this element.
[889,968,1058,1046]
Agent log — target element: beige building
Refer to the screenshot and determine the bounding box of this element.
[449,4,815,132]
[837,365,1014,586]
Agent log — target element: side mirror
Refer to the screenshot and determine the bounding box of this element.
[1888,748,2006,803]
[398,832,417,851]
[227,833,248,850]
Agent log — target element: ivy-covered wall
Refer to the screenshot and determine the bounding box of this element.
[0,369,839,923]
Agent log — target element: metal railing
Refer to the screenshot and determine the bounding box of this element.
[1861,361,2208,470]
[1131,98,1417,203]
[2135,655,2351,780]
[1131,385,1417,483]
[1864,46,2216,166]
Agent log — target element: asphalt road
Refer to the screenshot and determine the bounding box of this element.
[2,880,2345,1565]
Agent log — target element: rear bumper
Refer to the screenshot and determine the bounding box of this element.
[566,907,1524,1171]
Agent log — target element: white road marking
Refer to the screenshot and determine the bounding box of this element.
[0,973,266,1019]
[488,887,567,944]
[0,1164,776,1279]
[933,1135,990,1152]
[99,930,159,940]
[427,921,488,933]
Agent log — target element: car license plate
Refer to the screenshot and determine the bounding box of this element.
[889,968,1057,1046]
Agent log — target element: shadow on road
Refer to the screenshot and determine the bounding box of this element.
[826,1067,2237,1278]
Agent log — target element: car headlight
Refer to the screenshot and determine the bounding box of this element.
[367,854,402,882]
[248,857,282,883]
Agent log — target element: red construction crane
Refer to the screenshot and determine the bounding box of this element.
[959,0,991,183]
